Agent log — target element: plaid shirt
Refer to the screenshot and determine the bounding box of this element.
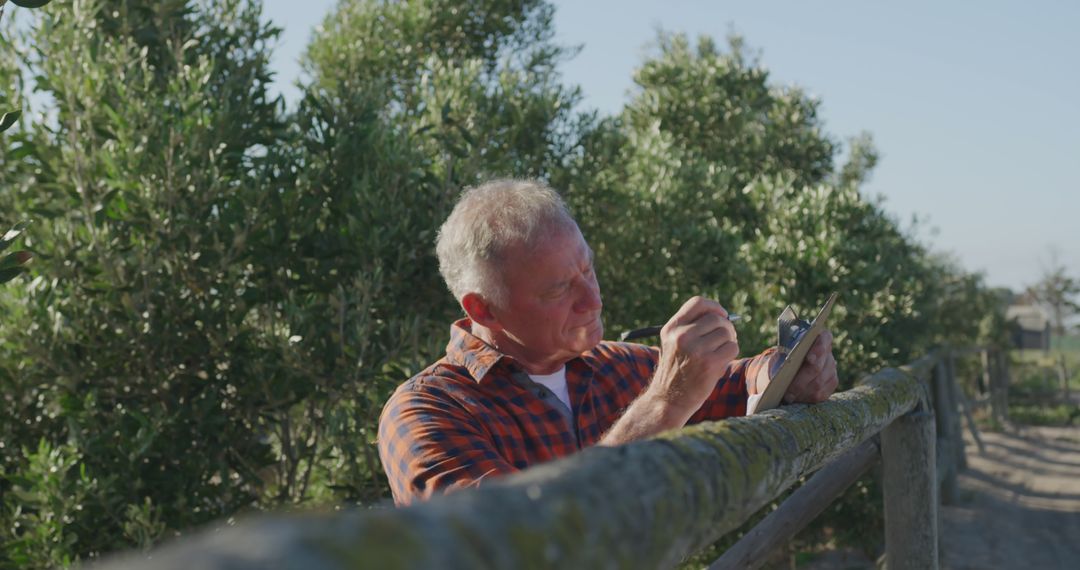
[378,319,772,505]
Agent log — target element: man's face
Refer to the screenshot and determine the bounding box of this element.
[487,226,604,373]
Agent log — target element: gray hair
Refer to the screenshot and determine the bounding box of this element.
[436,178,578,308]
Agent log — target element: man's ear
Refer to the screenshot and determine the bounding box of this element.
[461,292,500,329]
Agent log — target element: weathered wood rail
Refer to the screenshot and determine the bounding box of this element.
[96,348,1006,570]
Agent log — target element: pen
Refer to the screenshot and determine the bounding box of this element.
[618,313,745,342]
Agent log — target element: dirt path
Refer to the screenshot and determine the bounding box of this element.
[799,424,1080,570]
[941,425,1080,569]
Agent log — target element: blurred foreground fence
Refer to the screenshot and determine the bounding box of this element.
[96,348,1009,570]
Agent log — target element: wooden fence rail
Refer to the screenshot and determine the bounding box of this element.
[96,348,1005,570]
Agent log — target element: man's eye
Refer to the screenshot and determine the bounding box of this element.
[545,284,570,298]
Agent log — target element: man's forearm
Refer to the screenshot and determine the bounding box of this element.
[596,387,692,446]
[598,350,777,444]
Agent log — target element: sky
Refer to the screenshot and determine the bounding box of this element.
[262,0,1079,292]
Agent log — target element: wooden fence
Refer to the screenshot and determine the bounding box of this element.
[96,348,1009,570]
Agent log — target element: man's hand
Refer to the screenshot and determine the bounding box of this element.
[777,330,839,404]
[597,296,740,445]
[647,296,740,425]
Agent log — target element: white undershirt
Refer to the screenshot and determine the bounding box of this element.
[746,393,763,415]
[528,366,572,412]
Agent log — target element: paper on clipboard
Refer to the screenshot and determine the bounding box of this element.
[749,292,838,414]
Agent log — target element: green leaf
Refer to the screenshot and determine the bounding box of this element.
[411,123,435,136]
[6,142,36,161]
[0,251,32,270]
[28,206,64,219]
[10,0,54,8]
[0,110,21,132]
[0,220,31,254]
[454,124,475,147]
[0,266,26,284]
[2,474,36,488]
[8,486,40,504]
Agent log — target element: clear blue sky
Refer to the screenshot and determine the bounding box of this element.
[263,0,1079,292]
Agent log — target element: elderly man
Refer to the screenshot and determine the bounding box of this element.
[378,179,838,505]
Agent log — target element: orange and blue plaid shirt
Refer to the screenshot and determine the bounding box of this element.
[378,318,772,505]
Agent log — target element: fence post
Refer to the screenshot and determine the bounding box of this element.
[988,349,1003,423]
[979,349,991,396]
[882,409,939,570]
[994,349,1010,423]
[945,353,966,470]
[931,359,958,505]
[1060,353,1071,402]
[956,388,986,456]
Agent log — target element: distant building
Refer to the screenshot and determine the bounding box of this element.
[1006,303,1051,350]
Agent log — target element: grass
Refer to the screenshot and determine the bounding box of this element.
[1008,403,1080,426]
[1012,334,1080,393]
[959,336,1080,430]
[1053,334,1080,352]
[1007,336,1080,427]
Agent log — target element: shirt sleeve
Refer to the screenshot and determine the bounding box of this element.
[377,382,517,506]
[686,348,776,423]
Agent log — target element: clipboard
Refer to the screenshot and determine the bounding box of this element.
[751,292,838,414]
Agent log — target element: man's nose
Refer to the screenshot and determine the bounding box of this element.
[573,275,602,313]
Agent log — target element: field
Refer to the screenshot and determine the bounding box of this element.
[1012,334,1080,414]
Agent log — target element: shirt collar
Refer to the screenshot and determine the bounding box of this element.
[445,318,510,383]
[445,318,599,383]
